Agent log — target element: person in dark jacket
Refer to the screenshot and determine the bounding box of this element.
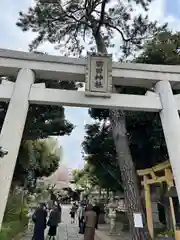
[47,205,60,240]
[92,203,101,229]
[57,202,62,223]
[32,203,47,240]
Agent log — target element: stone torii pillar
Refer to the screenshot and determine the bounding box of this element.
[0,69,35,229]
[155,80,180,204]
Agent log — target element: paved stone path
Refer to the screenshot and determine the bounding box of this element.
[56,205,82,240]
[57,223,82,240]
[21,205,83,240]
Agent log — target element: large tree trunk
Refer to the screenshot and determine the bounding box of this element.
[92,30,151,239]
[110,110,151,239]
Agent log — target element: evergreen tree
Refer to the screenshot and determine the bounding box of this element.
[0,78,75,140]
[82,123,123,191]
[13,138,61,190]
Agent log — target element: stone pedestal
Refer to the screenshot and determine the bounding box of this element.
[107,198,118,235]
[108,209,116,235]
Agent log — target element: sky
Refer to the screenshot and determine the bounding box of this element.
[0,0,180,170]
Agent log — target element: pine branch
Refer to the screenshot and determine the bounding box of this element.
[104,22,130,42]
[95,0,109,36]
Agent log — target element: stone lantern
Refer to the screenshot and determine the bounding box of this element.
[107,197,118,235]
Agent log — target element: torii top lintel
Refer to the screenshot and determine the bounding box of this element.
[1,48,180,89]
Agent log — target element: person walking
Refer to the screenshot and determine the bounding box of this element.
[47,205,60,240]
[92,203,101,229]
[70,203,77,223]
[77,203,85,234]
[32,203,47,240]
[84,204,97,240]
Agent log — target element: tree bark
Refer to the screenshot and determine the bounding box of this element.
[110,110,151,239]
[92,29,151,239]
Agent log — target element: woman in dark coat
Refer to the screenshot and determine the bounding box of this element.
[32,203,47,240]
[47,205,60,240]
[57,202,62,223]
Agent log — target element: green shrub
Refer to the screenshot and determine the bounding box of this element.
[0,216,28,240]
[4,190,28,221]
[157,230,175,237]
[0,190,29,240]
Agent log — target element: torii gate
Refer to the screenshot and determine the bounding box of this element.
[0,49,180,229]
[137,161,176,238]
